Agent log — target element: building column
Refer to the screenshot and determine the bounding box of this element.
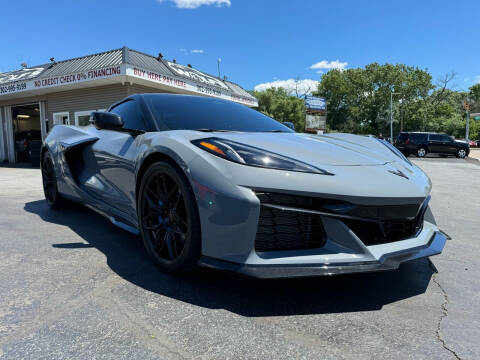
[0,106,5,162]
[39,101,47,141]
[4,106,15,164]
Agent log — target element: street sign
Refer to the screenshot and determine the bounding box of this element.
[470,113,480,120]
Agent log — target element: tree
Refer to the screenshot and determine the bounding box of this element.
[314,63,434,135]
[250,87,306,131]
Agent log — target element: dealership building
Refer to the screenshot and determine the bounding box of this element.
[0,47,258,164]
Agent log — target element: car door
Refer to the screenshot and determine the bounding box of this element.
[428,134,444,153]
[439,135,457,154]
[90,99,148,224]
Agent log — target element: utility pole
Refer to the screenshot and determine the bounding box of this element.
[390,91,400,144]
[464,100,470,141]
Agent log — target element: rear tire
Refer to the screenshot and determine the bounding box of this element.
[416,147,427,158]
[137,161,201,275]
[456,148,467,158]
[41,152,68,209]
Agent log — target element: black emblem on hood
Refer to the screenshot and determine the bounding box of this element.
[388,169,409,179]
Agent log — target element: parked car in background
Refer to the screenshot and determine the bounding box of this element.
[14,130,41,162]
[456,139,477,147]
[282,121,295,131]
[395,132,470,158]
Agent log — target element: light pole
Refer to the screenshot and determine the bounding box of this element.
[464,100,471,141]
[390,91,400,143]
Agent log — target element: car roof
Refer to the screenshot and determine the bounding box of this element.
[108,93,240,111]
[400,132,448,135]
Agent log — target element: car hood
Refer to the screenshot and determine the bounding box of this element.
[208,132,396,166]
[454,140,469,147]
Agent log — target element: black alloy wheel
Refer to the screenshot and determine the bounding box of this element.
[138,161,201,274]
[41,152,65,209]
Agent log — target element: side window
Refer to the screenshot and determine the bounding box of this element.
[110,100,146,131]
[411,134,428,143]
[429,134,443,141]
[440,135,452,142]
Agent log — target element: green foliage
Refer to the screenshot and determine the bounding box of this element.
[249,88,306,131]
[249,65,479,140]
[314,63,434,135]
[312,63,478,139]
[469,83,480,101]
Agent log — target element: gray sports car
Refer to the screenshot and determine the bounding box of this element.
[41,93,447,278]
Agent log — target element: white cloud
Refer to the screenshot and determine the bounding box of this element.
[191,49,204,53]
[310,59,348,71]
[157,0,230,9]
[254,78,319,95]
[475,75,480,83]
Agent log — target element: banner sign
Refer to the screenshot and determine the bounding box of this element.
[0,65,124,96]
[166,61,230,90]
[33,66,122,89]
[0,63,258,107]
[0,66,48,85]
[127,65,257,107]
[305,95,326,111]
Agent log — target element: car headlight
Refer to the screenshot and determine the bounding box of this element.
[192,138,333,175]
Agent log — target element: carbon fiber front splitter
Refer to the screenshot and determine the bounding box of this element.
[199,231,447,279]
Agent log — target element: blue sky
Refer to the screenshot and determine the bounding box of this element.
[1,0,478,93]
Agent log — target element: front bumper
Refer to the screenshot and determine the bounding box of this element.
[199,230,447,278]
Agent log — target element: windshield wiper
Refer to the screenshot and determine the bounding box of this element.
[266,130,290,133]
[194,128,233,132]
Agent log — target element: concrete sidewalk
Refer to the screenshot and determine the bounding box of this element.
[469,148,480,160]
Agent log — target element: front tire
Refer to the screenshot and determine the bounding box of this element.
[137,161,201,275]
[456,148,467,158]
[416,147,427,158]
[41,152,67,209]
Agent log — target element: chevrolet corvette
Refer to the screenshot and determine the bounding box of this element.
[41,94,447,278]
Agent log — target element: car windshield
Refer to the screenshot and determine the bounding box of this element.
[143,94,293,132]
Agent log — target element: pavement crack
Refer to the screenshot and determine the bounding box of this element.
[432,274,462,360]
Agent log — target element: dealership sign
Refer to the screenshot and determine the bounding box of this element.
[0,66,49,85]
[127,65,257,106]
[33,66,122,89]
[0,63,257,107]
[305,95,326,111]
[166,61,230,90]
[0,65,124,96]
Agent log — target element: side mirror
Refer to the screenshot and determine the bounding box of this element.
[91,112,123,130]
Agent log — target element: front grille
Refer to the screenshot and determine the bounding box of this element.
[255,194,325,252]
[254,192,426,250]
[342,217,423,246]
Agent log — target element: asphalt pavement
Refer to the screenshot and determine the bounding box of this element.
[0,157,479,359]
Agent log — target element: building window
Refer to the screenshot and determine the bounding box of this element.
[53,112,70,126]
[74,109,106,127]
[74,110,94,127]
